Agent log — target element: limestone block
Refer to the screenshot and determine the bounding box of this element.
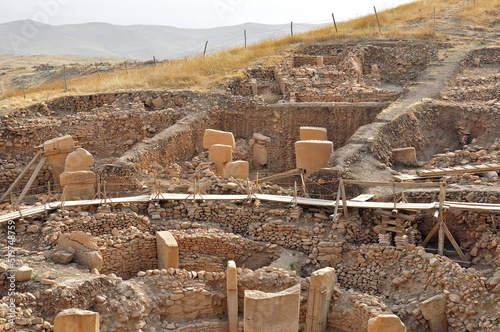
[306,267,336,332]
[224,161,249,180]
[203,129,236,149]
[53,251,74,264]
[295,141,333,174]
[209,144,233,175]
[65,148,94,172]
[60,171,96,200]
[316,56,324,66]
[391,147,418,166]
[156,231,179,269]
[420,295,448,332]
[300,127,328,141]
[43,135,75,152]
[54,308,99,332]
[368,314,406,332]
[43,135,76,184]
[15,266,33,282]
[244,284,301,332]
[151,97,165,108]
[74,251,103,272]
[57,232,99,251]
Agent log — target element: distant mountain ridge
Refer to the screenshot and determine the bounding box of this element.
[0,20,322,60]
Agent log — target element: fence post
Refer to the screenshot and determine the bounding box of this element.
[373,6,382,34]
[203,41,209,57]
[332,13,338,33]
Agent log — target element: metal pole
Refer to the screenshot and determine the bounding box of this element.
[203,41,209,57]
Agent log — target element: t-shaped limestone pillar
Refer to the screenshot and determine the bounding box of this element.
[224,161,249,180]
[368,314,407,332]
[227,261,238,332]
[306,267,337,332]
[203,129,236,149]
[295,141,333,174]
[244,284,301,332]
[209,144,233,176]
[300,127,328,141]
[54,308,99,332]
[420,295,448,332]
[156,231,179,269]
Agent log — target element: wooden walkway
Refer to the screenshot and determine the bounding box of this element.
[1,192,498,223]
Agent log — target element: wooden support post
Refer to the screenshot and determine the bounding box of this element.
[63,65,68,91]
[244,29,247,48]
[442,222,467,262]
[16,156,47,205]
[301,174,308,197]
[1,151,42,201]
[290,21,294,39]
[438,181,446,256]
[332,183,341,221]
[332,13,338,33]
[203,41,209,57]
[293,181,298,207]
[374,6,382,34]
[340,180,349,219]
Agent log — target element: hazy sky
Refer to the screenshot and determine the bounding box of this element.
[0,0,416,28]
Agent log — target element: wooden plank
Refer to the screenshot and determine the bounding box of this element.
[422,219,440,247]
[417,163,500,177]
[375,209,416,221]
[442,222,468,262]
[344,180,442,188]
[351,194,375,202]
[1,151,42,201]
[340,180,349,219]
[258,168,306,182]
[16,156,47,205]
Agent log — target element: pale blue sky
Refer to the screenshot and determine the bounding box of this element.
[0,0,416,28]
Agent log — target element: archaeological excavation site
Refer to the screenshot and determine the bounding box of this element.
[1,9,499,332]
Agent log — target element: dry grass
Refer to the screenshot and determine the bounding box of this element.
[0,0,492,110]
[455,0,500,26]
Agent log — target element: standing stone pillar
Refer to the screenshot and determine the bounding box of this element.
[420,295,448,332]
[54,309,99,332]
[249,133,271,169]
[306,267,336,332]
[227,261,238,332]
[156,231,179,269]
[244,284,301,332]
[368,314,406,332]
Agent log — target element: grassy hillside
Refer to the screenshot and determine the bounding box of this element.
[1,0,498,111]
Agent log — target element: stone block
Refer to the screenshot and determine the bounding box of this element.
[74,251,103,272]
[391,147,418,166]
[156,231,179,269]
[15,266,33,282]
[368,314,406,332]
[208,144,233,175]
[151,97,165,109]
[60,171,96,200]
[295,141,333,174]
[244,284,300,332]
[420,295,448,332]
[300,127,328,141]
[203,129,236,149]
[224,161,249,180]
[54,308,99,332]
[65,148,94,172]
[43,135,76,184]
[53,251,74,264]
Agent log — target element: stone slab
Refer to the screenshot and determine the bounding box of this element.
[368,314,406,332]
[300,127,328,141]
[54,308,99,332]
[224,160,249,180]
[209,144,233,175]
[203,129,236,149]
[244,284,300,332]
[295,140,333,174]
